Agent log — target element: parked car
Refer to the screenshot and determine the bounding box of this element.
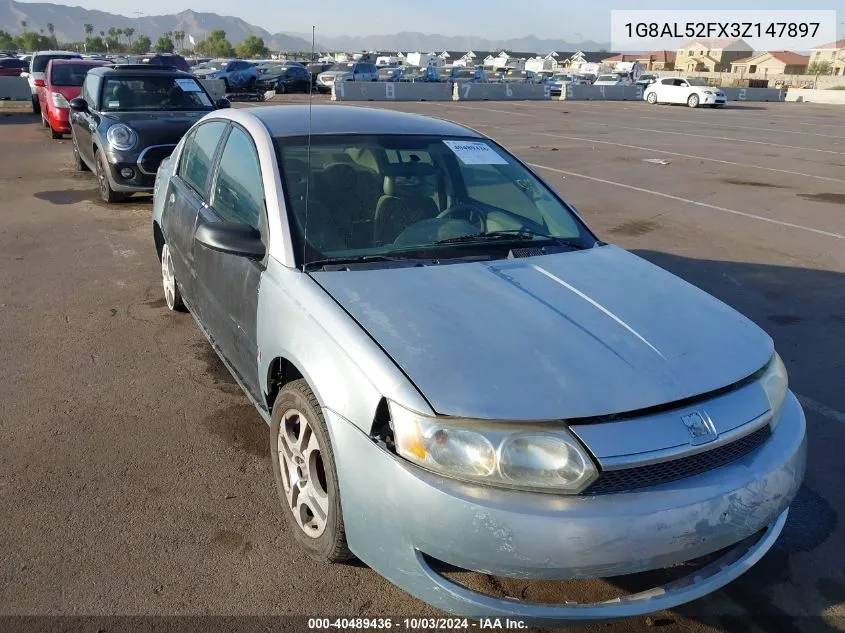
[645,77,726,108]
[150,103,806,622]
[400,66,442,82]
[636,73,659,87]
[306,62,334,86]
[316,62,378,93]
[69,65,228,202]
[502,68,538,83]
[0,56,28,76]
[139,53,191,73]
[257,63,312,93]
[193,59,259,91]
[446,66,488,84]
[23,50,82,113]
[377,66,405,82]
[547,72,573,96]
[38,58,109,139]
[593,73,631,86]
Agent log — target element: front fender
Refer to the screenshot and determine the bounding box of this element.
[256,256,432,431]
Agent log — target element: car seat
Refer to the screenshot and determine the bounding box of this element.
[373,170,440,245]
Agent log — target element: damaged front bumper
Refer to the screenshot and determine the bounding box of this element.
[327,392,806,622]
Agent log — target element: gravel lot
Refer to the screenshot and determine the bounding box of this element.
[1,98,844,633]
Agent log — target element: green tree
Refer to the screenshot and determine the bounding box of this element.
[85,36,106,52]
[123,27,134,46]
[107,27,117,40]
[46,22,55,44]
[20,20,27,30]
[84,23,94,38]
[132,34,151,54]
[808,61,832,75]
[155,35,175,53]
[0,30,16,50]
[236,35,267,59]
[195,29,234,58]
[116,28,123,43]
[173,30,185,50]
[18,31,50,52]
[105,35,119,52]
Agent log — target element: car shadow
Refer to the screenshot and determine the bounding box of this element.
[0,113,38,124]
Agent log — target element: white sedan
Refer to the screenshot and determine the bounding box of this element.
[645,77,726,108]
[593,73,631,86]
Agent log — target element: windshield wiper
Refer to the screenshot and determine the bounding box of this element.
[434,229,586,247]
[304,254,431,271]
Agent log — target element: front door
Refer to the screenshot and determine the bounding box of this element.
[162,120,229,307]
[71,73,99,168]
[192,124,267,405]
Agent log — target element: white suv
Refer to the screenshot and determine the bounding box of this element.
[25,50,82,113]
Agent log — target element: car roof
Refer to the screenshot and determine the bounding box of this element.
[34,50,81,57]
[88,66,193,77]
[48,58,108,67]
[224,105,484,138]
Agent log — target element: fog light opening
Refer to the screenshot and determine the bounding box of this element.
[119,167,135,180]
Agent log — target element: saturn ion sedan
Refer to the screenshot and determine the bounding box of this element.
[151,105,806,622]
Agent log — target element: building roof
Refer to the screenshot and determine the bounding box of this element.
[247,105,483,138]
[812,38,845,50]
[680,38,750,49]
[602,53,642,63]
[570,51,606,63]
[732,51,810,66]
[645,50,676,64]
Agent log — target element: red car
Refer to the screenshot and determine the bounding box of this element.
[38,59,109,139]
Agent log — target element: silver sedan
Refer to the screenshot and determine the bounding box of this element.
[151,105,806,622]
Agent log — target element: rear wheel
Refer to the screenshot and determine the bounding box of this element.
[160,243,185,311]
[687,93,700,108]
[94,149,125,203]
[276,82,286,94]
[646,92,658,104]
[270,379,351,563]
[72,131,89,171]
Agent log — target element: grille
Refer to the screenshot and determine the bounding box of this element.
[509,247,544,258]
[582,424,772,495]
[138,145,175,175]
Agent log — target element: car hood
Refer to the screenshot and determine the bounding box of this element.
[313,245,772,420]
[102,111,207,143]
[193,69,220,77]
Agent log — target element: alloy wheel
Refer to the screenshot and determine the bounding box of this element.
[277,408,330,538]
[161,245,177,310]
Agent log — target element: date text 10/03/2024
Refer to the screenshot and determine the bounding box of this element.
[307,618,528,630]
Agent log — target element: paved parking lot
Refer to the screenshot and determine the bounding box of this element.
[1,98,844,632]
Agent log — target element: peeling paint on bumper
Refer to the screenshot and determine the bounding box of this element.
[327,392,806,620]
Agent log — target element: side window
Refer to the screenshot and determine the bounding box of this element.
[661,78,674,86]
[178,121,228,197]
[210,126,265,229]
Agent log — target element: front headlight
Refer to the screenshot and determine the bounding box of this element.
[760,353,788,424]
[106,124,137,151]
[389,402,598,493]
[702,90,714,95]
[51,92,69,108]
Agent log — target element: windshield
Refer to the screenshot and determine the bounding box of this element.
[378,68,398,77]
[33,54,80,73]
[687,78,709,86]
[50,63,96,86]
[329,63,354,72]
[277,134,595,268]
[452,69,474,78]
[199,62,226,71]
[596,75,617,82]
[551,74,570,81]
[100,76,214,111]
[506,70,526,77]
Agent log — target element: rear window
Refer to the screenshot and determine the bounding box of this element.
[50,64,96,87]
[100,76,213,111]
[0,59,27,68]
[33,54,80,73]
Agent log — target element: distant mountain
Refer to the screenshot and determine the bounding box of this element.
[0,1,317,51]
[0,1,608,54]
[306,31,610,54]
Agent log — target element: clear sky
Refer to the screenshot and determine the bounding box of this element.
[17,0,845,40]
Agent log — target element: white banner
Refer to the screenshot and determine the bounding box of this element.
[610,10,836,52]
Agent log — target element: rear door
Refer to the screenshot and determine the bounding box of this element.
[654,77,676,103]
[192,123,267,403]
[161,120,229,308]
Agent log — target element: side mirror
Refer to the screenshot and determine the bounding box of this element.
[69,98,88,112]
[195,222,265,259]
[20,71,29,78]
[215,98,231,109]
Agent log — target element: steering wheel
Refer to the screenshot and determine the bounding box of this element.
[437,203,485,230]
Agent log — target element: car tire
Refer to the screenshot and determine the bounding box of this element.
[276,82,286,94]
[160,243,186,312]
[41,112,49,128]
[687,93,700,108]
[222,78,230,92]
[31,95,39,114]
[72,132,89,172]
[94,149,125,203]
[246,77,256,92]
[50,127,62,139]
[270,379,352,563]
[646,92,658,104]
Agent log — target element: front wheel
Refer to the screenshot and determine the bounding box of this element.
[50,127,62,139]
[687,93,700,108]
[160,243,185,311]
[276,82,286,94]
[270,379,351,563]
[646,92,658,104]
[72,131,89,171]
[31,95,39,114]
[246,77,256,92]
[95,150,125,203]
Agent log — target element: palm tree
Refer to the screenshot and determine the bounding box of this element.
[173,30,184,50]
[20,20,27,30]
[84,23,94,38]
[99,31,105,37]
[46,23,54,36]
[116,28,123,44]
[107,27,117,39]
[123,27,134,46]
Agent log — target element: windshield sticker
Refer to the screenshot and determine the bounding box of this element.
[443,140,508,165]
[175,78,202,92]
[107,101,120,108]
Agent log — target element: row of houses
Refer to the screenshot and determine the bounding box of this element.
[327,37,845,77]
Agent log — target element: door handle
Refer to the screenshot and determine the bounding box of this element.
[169,193,175,204]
